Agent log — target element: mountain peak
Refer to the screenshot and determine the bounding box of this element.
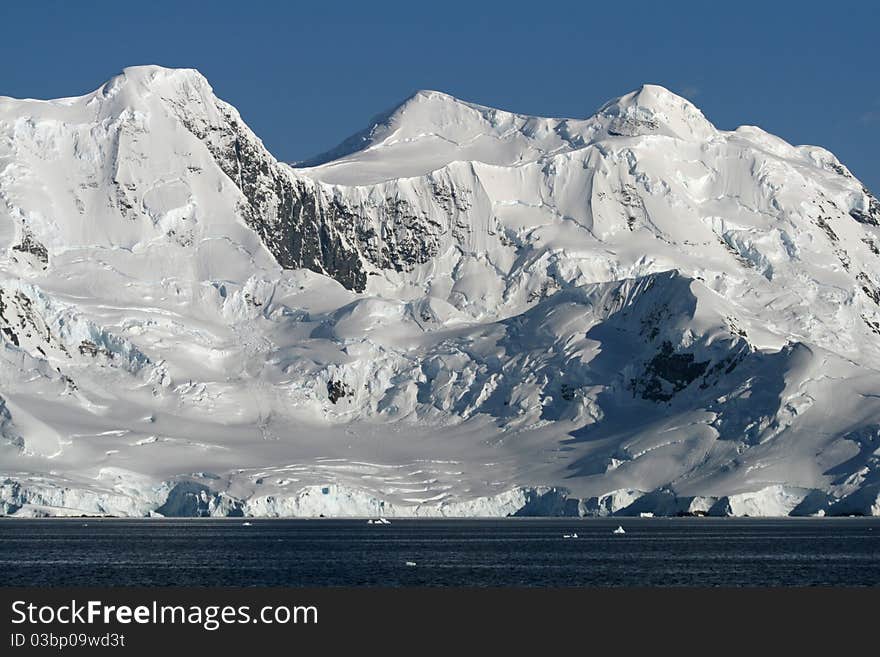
[402,88,464,104]
[597,83,716,140]
[389,89,504,117]
[119,64,206,81]
[297,89,510,169]
[98,65,213,103]
[299,83,719,180]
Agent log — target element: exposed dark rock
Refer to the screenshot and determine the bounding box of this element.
[815,216,838,242]
[326,379,352,404]
[617,183,646,230]
[527,278,561,303]
[78,340,112,359]
[827,161,851,178]
[607,116,660,136]
[851,209,878,225]
[862,237,880,256]
[725,315,747,339]
[78,340,98,357]
[1,327,19,347]
[699,346,748,390]
[632,341,709,402]
[171,100,441,292]
[431,180,471,213]
[640,304,671,340]
[717,236,755,270]
[849,187,880,226]
[863,315,880,336]
[857,272,880,305]
[11,228,48,269]
[0,288,69,357]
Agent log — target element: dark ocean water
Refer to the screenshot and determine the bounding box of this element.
[1,518,878,587]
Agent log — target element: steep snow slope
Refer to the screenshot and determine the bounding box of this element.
[1,66,880,516]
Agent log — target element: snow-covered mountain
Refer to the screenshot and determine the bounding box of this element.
[1,65,879,517]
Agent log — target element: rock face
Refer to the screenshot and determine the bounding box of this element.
[166,80,445,292]
[1,66,880,516]
[171,98,370,291]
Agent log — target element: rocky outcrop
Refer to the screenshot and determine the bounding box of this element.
[11,228,48,269]
[633,341,709,402]
[171,95,446,292]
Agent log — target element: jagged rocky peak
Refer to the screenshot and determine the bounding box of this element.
[595,84,716,140]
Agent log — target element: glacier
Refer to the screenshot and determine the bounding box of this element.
[1,65,880,517]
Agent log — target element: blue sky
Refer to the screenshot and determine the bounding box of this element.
[2,1,878,189]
